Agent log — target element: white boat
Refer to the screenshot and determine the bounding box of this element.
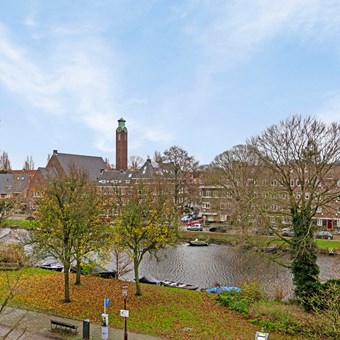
[189,239,208,246]
[161,279,199,290]
[36,256,63,272]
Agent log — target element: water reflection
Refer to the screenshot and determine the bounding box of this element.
[116,243,339,299]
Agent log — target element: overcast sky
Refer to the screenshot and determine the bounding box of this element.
[1,0,340,169]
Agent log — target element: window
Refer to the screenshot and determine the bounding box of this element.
[202,202,210,209]
[220,202,227,209]
[316,207,322,213]
[220,214,227,221]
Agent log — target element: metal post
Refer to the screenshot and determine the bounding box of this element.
[83,319,90,340]
[121,285,128,340]
[124,295,128,340]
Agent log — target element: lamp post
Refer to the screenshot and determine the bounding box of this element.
[121,285,128,340]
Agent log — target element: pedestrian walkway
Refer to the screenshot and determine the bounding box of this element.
[0,307,162,339]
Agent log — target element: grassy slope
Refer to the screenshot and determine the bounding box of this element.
[0,268,300,339]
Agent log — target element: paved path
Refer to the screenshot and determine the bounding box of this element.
[0,307,163,339]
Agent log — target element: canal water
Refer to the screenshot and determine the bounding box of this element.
[116,243,339,299]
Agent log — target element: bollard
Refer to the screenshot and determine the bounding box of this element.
[83,319,90,340]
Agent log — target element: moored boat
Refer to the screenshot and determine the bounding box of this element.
[189,239,209,246]
[36,256,63,272]
[161,279,199,290]
[139,275,162,285]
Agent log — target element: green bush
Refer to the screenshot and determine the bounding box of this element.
[298,279,340,338]
[217,291,250,315]
[249,302,302,334]
[239,279,264,303]
[217,279,264,315]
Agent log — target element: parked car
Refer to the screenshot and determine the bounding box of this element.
[181,215,192,223]
[187,223,203,231]
[282,228,294,237]
[315,231,333,240]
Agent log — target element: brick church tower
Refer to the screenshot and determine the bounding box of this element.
[116,118,128,170]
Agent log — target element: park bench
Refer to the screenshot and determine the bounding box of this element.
[51,319,78,334]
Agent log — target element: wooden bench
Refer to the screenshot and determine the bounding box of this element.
[51,319,78,334]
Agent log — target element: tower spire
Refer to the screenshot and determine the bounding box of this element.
[116,118,128,171]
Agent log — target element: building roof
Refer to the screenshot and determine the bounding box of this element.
[0,173,30,194]
[49,151,107,180]
[97,159,157,185]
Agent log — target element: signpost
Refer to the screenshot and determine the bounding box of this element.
[121,285,129,340]
[101,298,110,340]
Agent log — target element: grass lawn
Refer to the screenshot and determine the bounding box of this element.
[179,230,340,250]
[0,268,301,339]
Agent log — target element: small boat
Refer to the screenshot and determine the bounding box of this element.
[38,263,64,272]
[37,257,63,272]
[161,279,199,290]
[189,239,208,246]
[204,286,240,293]
[139,275,162,285]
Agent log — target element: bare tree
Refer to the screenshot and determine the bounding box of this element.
[0,151,11,173]
[153,150,162,163]
[157,146,200,211]
[23,156,34,170]
[210,144,268,233]
[129,155,144,170]
[110,246,132,279]
[248,115,340,309]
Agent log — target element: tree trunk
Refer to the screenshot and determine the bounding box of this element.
[75,257,81,285]
[291,208,320,310]
[115,250,120,279]
[133,255,141,296]
[63,262,71,303]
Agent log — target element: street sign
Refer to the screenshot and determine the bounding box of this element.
[104,298,110,307]
[120,309,129,318]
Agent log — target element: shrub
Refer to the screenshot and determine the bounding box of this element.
[0,244,29,265]
[249,302,302,334]
[217,291,250,315]
[239,279,264,303]
[298,279,340,338]
[217,279,265,316]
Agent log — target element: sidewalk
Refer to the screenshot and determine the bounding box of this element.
[0,307,163,340]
